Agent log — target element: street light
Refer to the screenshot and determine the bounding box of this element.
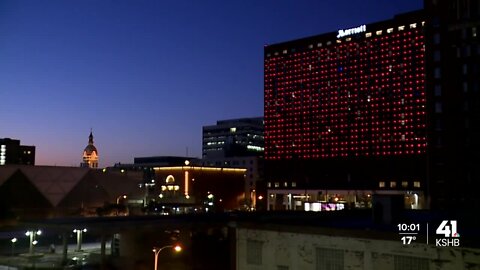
[11,238,17,256]
[25,230,41,254]
[152,244,182,270]
[116,195,127,204]
[73,228,87,251]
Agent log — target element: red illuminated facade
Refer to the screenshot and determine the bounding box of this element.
[265,16,426,160]
[263,12,427,210]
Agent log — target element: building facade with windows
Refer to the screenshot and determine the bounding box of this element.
[424,0,480,210]
[202,117,264,159]
[0,138,35,166]
[203,117,265,209]
[263,11,427,210]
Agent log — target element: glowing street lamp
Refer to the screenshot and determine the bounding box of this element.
[116,195,127,204]
[152,244,182,270]
[25,230,41,254]
[73,228,87,251]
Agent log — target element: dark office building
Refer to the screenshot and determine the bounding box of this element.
[202,117,264,159]
[264,12,427,209]
[424,0,480,210]
[0,138,35,166]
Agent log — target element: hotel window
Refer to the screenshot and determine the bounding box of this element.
[413,182,421,188]
[394,255,428,270]
[433,33,440,44]
[274,182,280,188]
[473,27,477,37]
[291,182,297,187]
[284,182,288,187]
[390,181,397,188]
[316,248,344,270]
[435,102,442,113]
[433,50,441,62]
[379,181,385,188]
[402,181,408,188]
[247,240,263,265]
[434,67,441,79]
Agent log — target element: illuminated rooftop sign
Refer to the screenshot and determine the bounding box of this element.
[337,24,366,38]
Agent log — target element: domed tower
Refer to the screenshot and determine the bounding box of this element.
[81,130,99,168]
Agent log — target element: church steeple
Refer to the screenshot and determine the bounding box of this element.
[81,129,99,168]
[88,129,94,145]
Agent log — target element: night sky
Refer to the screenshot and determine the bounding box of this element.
[0,0,422,167]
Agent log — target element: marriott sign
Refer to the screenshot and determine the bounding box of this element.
[337,25,367,38]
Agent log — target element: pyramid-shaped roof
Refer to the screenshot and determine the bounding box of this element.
[6,165,89,207]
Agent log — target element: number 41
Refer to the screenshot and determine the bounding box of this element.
[436,220,458,237]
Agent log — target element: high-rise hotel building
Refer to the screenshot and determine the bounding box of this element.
[264,11,427,210]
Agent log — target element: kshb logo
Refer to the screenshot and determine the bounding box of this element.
[435,220,460,247]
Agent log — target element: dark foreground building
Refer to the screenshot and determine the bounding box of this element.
[264,11,427,210]
[424,0,480,210]
[0,138,35,166]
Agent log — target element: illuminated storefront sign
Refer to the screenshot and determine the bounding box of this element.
[304,202,345,212]
[337,24,366,38]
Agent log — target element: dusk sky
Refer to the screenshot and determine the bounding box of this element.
[1,0,422,167]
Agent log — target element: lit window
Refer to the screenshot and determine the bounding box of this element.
[376,30,382,35]
[230,127,237,133]
[379,181,385,188]
[410,23,417,29]
[283,49,287,54]
[274,182,280,188]
[267,182,271,188]
[390,181,397,188]
[398,25,405,31]
[413,182,421,188]
[402,181,408,188]
[387,28,393,33]
[284,182,288,187]
[473,27,477,37]
[365,32,372,37]
[292,182,297,187]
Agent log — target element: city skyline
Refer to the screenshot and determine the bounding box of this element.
[0,0,422,167]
